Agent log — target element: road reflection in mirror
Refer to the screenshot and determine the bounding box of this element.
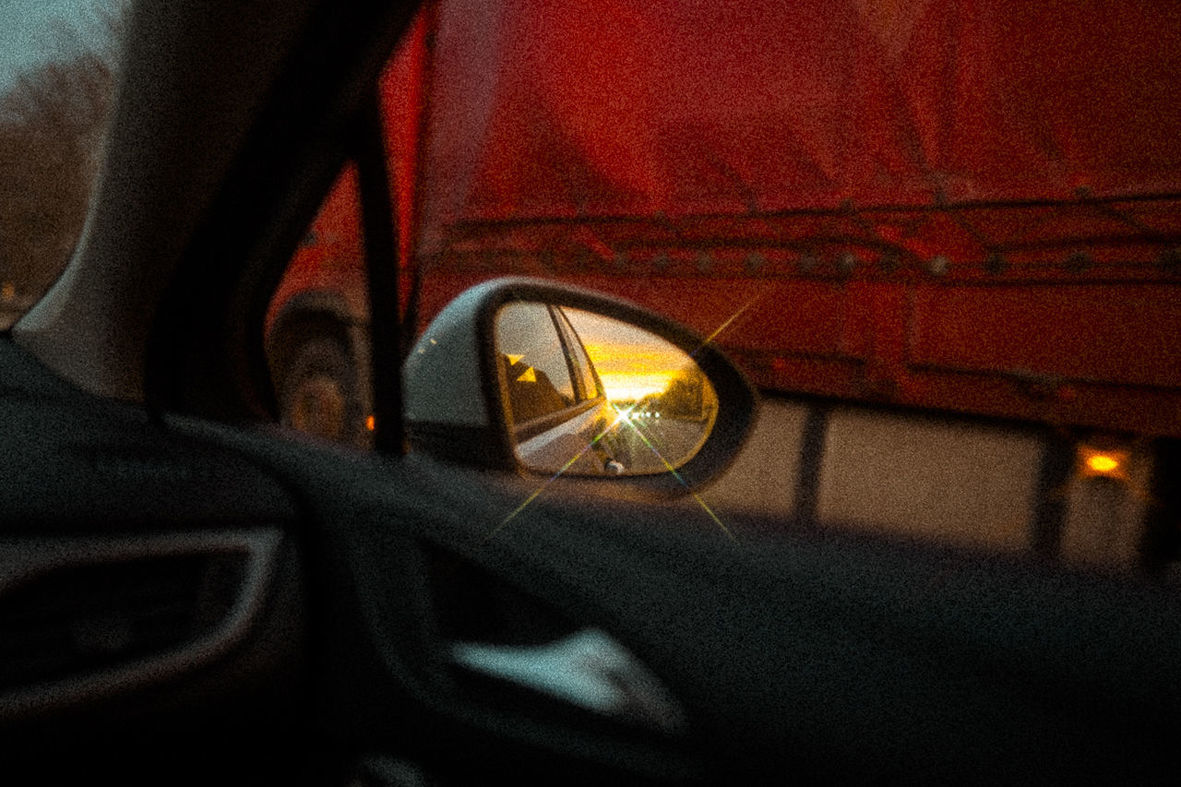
[495,303,717,476]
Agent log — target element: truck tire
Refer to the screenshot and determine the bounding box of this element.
[278,336,363,445]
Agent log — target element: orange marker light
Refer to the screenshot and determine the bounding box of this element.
[1085,454,1120,474]
[1077,444,1130,481]
[366,415,376,431]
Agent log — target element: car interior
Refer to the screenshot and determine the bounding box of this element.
[2,1,1180,785]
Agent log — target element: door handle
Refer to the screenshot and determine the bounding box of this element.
[451,628,686,734]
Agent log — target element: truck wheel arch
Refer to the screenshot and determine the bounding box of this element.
[266,293,372,445]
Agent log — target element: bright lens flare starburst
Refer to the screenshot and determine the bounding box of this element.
[489,402,733,541]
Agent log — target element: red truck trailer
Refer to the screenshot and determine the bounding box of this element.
[268,0,1181,566]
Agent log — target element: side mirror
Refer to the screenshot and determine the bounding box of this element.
[496,301,717,476]
[404,278,756,494]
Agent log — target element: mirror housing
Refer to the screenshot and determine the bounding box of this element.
[404,278,757,495]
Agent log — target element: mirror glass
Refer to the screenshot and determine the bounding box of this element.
[495,303,718,476]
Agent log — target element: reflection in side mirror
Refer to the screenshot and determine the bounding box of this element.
[495,303,718,476]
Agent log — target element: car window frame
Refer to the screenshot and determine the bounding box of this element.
[552,305,604,403]
[495,301,605,444]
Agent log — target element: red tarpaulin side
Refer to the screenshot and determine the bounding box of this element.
[419,0,1181,245]
[271,0,1180,438]
[399,0,1181,436]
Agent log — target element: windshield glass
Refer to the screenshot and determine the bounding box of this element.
[399,0,1179,573]
[210,0,1181,577]
[0,0,123,330]
[412,0,1181,439]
